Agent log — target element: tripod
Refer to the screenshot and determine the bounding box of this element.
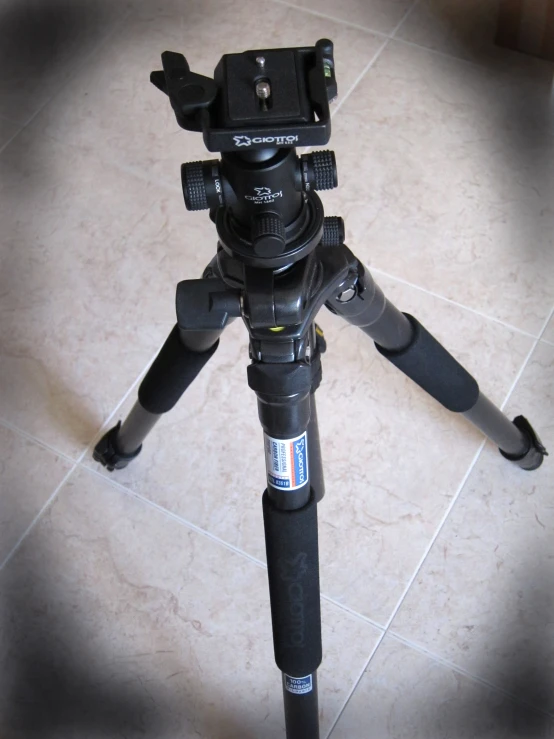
[93,40,547,738]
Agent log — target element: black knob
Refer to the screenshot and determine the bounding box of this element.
[321,216,345,247]
[251,213,286,257]
[181,160,224,211]
[300,150,337,192]
[181,161,209,210]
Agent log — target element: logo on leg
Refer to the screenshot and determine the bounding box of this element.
[285,674,313,695]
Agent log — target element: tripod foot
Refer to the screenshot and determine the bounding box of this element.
[93,421,142,472]
[499,416,548,471]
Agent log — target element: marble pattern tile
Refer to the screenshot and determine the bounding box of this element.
[0,0,132,125]
[278,0,415,35]
[27,0,385,188]
[87,272,533,625]
[331,636,553,738]
[0,131,202,458]
[390,341,554,713]
[323,41,554,334]
[0,466,381,737]
[0,424,72,564]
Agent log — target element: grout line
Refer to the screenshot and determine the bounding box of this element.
[82,463,269,570]
[325,629,388,738]
[0,337,165,572]
[326,300,553,735]
[0,124,24,157]
[320,594,386,632]
[0,456,83,572]
[325,436,487,737]
[390,0,420,38]
[387,632,554,719]
[499,303,554,411]
[383,439,486,632]
[368,265,539,340]
[390,34,496,70]
[269,0,389,36]
[0,417,78,466]
[330,39,390,119]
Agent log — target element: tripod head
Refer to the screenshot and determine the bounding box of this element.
[151,39,337,153]
[151,39,343,270]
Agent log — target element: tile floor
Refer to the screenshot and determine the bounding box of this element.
[0,0,553,736]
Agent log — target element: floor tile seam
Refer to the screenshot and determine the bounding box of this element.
[368,265,541,340]
[0,454,86,571]
[388,631,554,719]
[0,417,78,465]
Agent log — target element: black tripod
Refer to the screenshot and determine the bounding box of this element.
[93,40,547,738]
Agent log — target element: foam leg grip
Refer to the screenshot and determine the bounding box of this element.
[263,492,322,677]
[376,314,479,413]
[138,324,219,414]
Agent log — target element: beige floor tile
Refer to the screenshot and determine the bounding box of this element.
[390,341,554,713]
[0,131,206,457]
[87,272,533,625]
[0,466,381,738]
[27,0,384,187]
[331,636,553,738]
[0,0,132,125]
[0,424,72,564]
[323,41,554,334]
[397,0,510,63]
[278,0,414,35]
[397,0,554,73]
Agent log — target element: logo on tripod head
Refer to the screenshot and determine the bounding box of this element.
[245,186,283,204]
[233,135,252,147]
[233,134,299,148]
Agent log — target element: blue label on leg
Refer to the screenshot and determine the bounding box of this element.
[264,432,309,491]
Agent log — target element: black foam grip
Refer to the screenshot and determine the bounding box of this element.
[263,492,322,677]
[138,324,218,414]
[376,314,480,413]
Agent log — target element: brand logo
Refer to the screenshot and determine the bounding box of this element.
[233,134,299,148]
[279,552,308,648]
[233,135,252,147]
[295,438,306,485]
[245,186,283,204]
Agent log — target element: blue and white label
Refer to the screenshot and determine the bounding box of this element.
[264,432,309,491]
[285,674,313,695]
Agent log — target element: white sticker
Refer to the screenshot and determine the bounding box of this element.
[264,432,309,491]
[285,674,313,695]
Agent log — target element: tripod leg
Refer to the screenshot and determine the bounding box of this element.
[248,355,322,739]
[327,261,547,471]
[93,257,239,471]
[93,324,223,470]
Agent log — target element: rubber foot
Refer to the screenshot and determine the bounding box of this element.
[499,416,548,471]
[93,421,142,472]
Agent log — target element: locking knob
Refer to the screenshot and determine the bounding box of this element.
[300,150,338,192]
[181,161,209,210]
[181,160,224,211]
[321,216,345,246]
[252,213,286,257]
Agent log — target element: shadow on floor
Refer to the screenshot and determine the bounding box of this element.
[0,526,261,739]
